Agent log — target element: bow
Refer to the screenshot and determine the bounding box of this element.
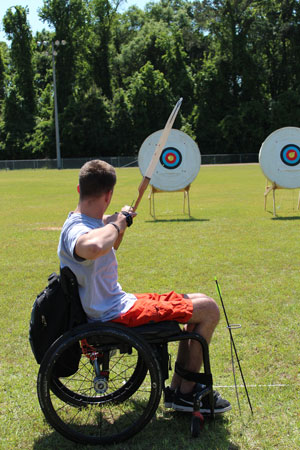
[132,98,183,212]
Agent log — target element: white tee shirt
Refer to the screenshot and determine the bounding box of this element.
[57,212,137,322]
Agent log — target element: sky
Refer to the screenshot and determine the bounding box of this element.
[0,0,151,43]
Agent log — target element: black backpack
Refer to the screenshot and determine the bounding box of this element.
[29,267,86,377]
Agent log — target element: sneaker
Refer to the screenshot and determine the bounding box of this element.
[172,384,232,414]
[164,386,175,408]
[164,384,206,408]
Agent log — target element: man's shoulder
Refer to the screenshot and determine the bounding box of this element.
[70,213,102,226]
[63,213,102,230]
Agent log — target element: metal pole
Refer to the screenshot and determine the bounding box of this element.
[51,41,61,170]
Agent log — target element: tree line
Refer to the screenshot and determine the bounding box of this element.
[1,0,300,160]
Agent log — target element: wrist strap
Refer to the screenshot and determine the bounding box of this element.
[109,222,120,234]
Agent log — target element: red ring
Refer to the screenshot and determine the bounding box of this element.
[286,149,298,160]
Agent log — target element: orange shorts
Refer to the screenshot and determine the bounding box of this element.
[111,291,193,327]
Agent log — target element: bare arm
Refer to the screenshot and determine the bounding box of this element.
[75,215,126,260]
[75,207,136,259]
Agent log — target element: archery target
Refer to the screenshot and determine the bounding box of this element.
[259,127,300,188]
[138,129,201,191]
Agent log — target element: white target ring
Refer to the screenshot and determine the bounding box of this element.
[259,127,300,189]
[138,129,201,191]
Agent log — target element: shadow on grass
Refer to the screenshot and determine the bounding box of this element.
[271,216,300,221]
[33,412,237,450]
[145,217,210,223]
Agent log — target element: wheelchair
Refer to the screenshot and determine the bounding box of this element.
[37,268,215,445]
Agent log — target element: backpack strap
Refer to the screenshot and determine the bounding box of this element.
[60,266,78,299]
[60,266,87,326]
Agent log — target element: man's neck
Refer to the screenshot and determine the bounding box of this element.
[75,198,105,220]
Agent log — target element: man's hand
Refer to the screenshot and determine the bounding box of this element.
[121,205,137,218]
[104,206,137,250]
[120,205,137,227]
[104,206,137,233]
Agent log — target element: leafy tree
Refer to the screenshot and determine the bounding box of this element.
[0,43,7,103]
[30,83,55,158]
[126,61,174,153]
[39,0,89,112]
[88,0,121,98]
[60,87,112,157]
[110,88,133,155]
[191,1,270,153]
[29,30,56,158]
[1,6,36,158]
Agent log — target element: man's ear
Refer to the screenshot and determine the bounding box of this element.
[77,185,80,194]
[104,189,113,204]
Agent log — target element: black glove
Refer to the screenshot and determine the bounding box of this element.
[121,211,133,227]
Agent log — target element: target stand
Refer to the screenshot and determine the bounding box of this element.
[264,180,282,216]
[264,180,300,216]
[138,129,201,219]
[259,127,300,216]
[148,184,191,220]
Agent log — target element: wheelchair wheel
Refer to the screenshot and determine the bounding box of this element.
[37,323,162,445]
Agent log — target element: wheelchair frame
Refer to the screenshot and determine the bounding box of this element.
[36,269,215,445]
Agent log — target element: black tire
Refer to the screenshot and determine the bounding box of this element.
[37,323,162,445]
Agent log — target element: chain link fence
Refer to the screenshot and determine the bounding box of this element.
[0,153,258,170]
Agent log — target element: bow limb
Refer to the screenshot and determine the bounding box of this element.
[133,98,183,212]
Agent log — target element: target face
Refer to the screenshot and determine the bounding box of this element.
[160,148,182,169]
[259,127,300,188]
[138,129,201,191]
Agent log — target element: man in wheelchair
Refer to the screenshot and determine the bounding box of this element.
[57,159,231,415]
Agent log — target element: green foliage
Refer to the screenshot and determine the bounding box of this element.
[1,0,300,159]
[60,86,112,157]
[3,6,36,112]
[39,0,89,112]
[0,44,6,102]
[1,6,36,159]
[110,88,134,155]
[126,62,173,148]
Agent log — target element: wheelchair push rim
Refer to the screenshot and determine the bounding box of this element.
[37,323,162,445]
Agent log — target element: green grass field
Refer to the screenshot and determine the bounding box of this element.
[0,164,299,450]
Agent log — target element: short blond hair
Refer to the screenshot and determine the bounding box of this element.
[79,160,116,199]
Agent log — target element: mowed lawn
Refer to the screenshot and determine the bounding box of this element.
[0,164,299,450]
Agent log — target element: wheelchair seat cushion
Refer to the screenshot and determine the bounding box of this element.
[130,321,182,342]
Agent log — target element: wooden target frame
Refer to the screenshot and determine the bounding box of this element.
[263,181,300,216]
[148,184,191,220]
